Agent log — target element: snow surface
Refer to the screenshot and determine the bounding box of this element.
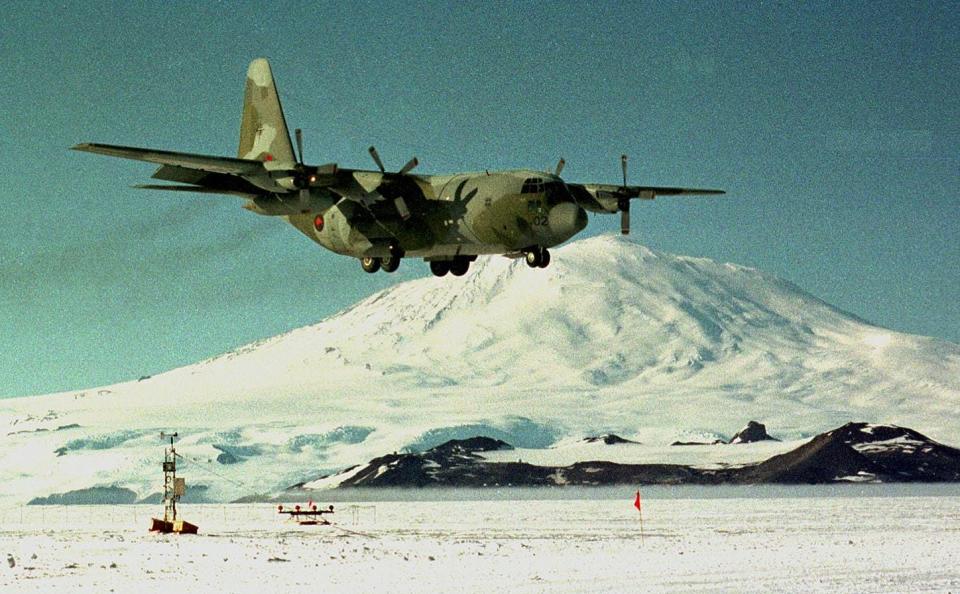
[2,488,960,593]
[2,235,959,504]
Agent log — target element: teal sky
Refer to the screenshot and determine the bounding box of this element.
[2,1,957,398]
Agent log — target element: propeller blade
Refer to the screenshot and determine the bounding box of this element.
[555,158,565,177]
[295,129,304,165]
[621,154,628,189]
[368,146,386,173]
[399,156,419,175]
[394,197,412,220]
[299,188,310,211]
[620,200,631,235]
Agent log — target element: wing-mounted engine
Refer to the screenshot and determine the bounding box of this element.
[353,146,426,221]
[567,154,725,234]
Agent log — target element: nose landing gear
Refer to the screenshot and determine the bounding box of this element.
[524,247,551,269]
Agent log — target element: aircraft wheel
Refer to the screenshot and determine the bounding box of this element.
[382,256,401,273]
[450,257,470,277]
[361,257,381,273]
[429,260,450,277]
[538,249,551,269]
[525,249,542,268]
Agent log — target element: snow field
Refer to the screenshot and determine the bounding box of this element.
[2,489,959,593]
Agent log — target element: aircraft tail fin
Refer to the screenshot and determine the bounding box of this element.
[238,58,296,164]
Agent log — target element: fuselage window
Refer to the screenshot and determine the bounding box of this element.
[521,177,544,194]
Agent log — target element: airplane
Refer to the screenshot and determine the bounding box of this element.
[74,58,724,277]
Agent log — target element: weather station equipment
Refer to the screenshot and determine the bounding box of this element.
[277,502,335,526]
[149,432,199,535]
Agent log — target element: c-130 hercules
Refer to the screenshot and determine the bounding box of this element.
[74,59,724,277]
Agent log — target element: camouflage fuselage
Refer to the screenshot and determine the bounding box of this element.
[286,170,588,259]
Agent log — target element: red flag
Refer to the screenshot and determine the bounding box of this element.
[633,490,641,512]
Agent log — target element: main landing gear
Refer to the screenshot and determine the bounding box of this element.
[525,247,551,269]
[360,255,402,274]
[429,256,473,277]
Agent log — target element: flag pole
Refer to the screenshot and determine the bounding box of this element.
[634,489,644,545]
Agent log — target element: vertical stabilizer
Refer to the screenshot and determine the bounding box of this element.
[238,58,296,165]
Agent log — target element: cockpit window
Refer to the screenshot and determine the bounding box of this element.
[521,177,544,194]
[543,181,565,205]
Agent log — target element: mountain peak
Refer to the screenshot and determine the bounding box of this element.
[136,235,960,438]
[3,236,958,503]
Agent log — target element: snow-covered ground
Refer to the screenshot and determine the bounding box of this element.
[3,486,959,593]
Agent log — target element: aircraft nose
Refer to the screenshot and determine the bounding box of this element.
[548,202,588,238]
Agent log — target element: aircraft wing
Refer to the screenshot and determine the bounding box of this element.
[72,142,340,200]
[569,183,725,213]
[72,143,267,176]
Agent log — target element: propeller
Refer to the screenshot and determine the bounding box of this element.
[295,128,304,166]
[368,146,419,176]
[367,146,419,220]
[293,128,315,209]
[368,146,386,173]
[618,154,630,235]
[399,156,419,175]
[554,157,566,177]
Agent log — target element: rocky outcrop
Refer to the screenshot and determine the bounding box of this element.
[311,423,960,489]
[583,434,638,445]
[728,421,778,444]
[738,423,960,483]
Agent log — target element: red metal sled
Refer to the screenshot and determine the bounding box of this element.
[150,517,199,534]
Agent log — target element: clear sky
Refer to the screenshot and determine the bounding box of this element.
[2,1,957,398]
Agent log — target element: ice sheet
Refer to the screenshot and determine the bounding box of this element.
[2,488,959,593]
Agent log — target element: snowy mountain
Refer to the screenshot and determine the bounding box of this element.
[2,235,958,503]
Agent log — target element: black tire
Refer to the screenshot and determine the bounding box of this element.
[361,257,381,273]
[450,258,470,276]
[382,256,401,273]
[538,249,551,268]
[525,250,541,268]
[429,260,450,277]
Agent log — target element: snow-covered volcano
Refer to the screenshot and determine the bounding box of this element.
[3,235,958,503]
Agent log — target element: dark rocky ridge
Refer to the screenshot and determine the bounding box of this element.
[309,423,960,489]
[583,434,638,445]
[729,421,778,444]
[671,421,777,446]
